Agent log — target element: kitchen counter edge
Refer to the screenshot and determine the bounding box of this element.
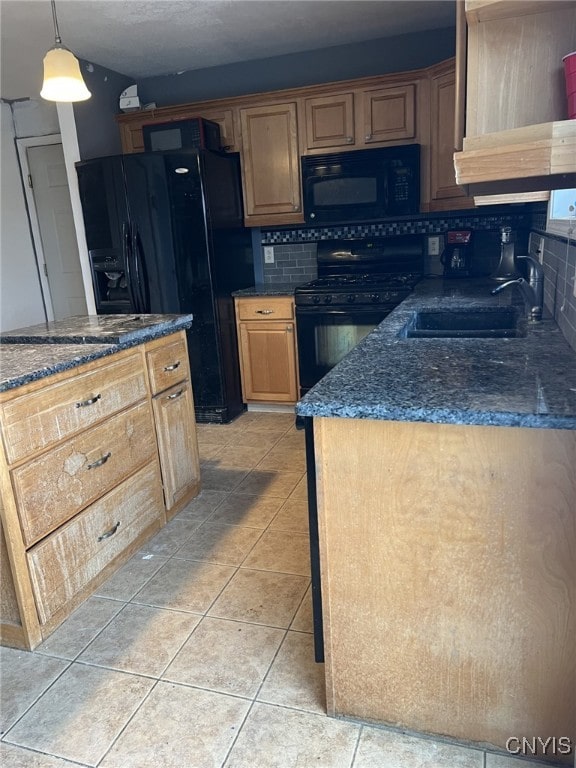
[0,314,193,393]
[295,279,576,430]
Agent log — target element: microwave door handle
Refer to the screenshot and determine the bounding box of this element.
[123,221,138,312]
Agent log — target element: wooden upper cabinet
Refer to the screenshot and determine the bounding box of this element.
[303,93,356,151]
[196,108,237,151]
[360,84,416,145]
[239,102,303,226]
[117,106,238,154]
[429,62,474,210]
[454,0,576,197]
[119,122,145,154]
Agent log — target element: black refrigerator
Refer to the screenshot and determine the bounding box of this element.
[76,150,254,424]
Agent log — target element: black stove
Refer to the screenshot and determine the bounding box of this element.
[295,236,424,308]
[295,236,424,397]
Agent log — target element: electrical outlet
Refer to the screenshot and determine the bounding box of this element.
[428,236,440,256]
[264,246,274,264]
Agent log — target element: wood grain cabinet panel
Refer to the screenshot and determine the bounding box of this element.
[27,462,164,624]
[360,84,416,144]
[428,61,475,211]
[235,297,298,404]
[0,333,201,650]
[12,401,156,547]
[304,93,356,150]
[236,297,294,321]
[151,380,200,515]
[0,351,147,464]
[239,102,303,226]
[146,335,188,395]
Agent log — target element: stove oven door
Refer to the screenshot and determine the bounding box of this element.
[296,305,389,396]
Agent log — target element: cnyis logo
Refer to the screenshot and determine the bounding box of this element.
[506,736,573,758]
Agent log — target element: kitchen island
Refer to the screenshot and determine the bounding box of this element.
[0,314,200,651]
[295,279,576,764]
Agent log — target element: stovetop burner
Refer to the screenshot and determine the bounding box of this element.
[294,236,424,308]
[299,272,421,291]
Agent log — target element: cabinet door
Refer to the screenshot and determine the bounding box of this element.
[118,122,145,154]
[238,321,298,403]
[430,68,473,208]
[239,102,303,225]
[152,380,200,516]
[200,108,238,151]
[360,84,416,145]
[304,93,355,151]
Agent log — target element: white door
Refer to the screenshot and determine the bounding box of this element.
[27,143,87,320]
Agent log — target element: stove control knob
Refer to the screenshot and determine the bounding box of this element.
[370,294,380,303]
[312,296,321,305]
[323,295,333,304]
[346,295,356,303]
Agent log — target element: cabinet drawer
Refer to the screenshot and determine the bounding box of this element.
[146,336,189,395]
[13,401,157,547]
[27,462,164,624]
[0,351,147,464]
[236,297,294,321]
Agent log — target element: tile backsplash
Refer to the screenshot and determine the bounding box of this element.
[260,208,537,284]
[534,231,576,352]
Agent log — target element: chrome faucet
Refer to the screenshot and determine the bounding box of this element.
[490,254,544,322]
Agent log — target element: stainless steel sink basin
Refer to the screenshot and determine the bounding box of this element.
[404,307,526,339]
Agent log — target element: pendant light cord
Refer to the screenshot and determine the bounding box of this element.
[51,0,62,45]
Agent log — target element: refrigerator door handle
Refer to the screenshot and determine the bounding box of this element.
[123,221,139,312]
[132,228,150,313]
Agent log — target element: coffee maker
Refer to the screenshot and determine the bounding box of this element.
[440,230,473,278]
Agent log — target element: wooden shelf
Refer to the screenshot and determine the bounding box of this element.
[454,120,576,195]
[466,0,573,23]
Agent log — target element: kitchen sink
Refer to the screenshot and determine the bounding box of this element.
[403,307,526,339]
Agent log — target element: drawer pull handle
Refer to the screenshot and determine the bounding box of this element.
[166,388,184,401]
[98,521,120,542]
[163,361,181,372]
[76,394,101,408]
[87,451,112,470]
[256,309,274,315]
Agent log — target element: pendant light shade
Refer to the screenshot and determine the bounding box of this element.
[40,0,91,102]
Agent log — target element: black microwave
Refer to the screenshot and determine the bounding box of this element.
[142,117,222,153]
[301,144,420,224]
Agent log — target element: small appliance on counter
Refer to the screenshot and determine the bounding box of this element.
[440,230,473,278]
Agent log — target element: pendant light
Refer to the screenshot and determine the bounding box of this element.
[40,0,91,102]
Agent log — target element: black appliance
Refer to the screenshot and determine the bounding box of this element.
[295,236,424,396]
[440,230,473,278]
[301,144,420,225]
[296,235,423,662]
[76,150,254,424]
[142,117,222,153]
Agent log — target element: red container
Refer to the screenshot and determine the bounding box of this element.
[563,51,576,119]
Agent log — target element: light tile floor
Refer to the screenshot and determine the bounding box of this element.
[0,412,559,768]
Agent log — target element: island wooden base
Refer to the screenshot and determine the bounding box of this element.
[314,417,575,764]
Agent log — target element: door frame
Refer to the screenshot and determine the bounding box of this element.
[16,133,64,322]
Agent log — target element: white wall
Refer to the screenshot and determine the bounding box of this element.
[0,102,46,331]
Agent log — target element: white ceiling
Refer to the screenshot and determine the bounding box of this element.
[0,0,456,100]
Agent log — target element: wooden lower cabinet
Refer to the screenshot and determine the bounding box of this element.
[0,331,201,650]
[151,380,200,517]
[28,462,164,625]
[235,297,299,404]
[314,416,575,763]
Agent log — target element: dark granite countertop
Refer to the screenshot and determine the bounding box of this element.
[0,314,193,393]
[232,283,300,297]
[295,278,576,430]
[0,313,193,345]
